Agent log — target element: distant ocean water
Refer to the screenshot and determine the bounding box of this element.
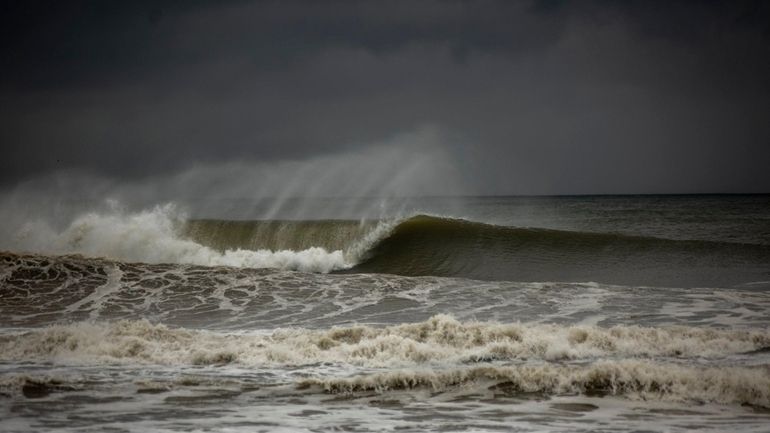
[1,195,770,432]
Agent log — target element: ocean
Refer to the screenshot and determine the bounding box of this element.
[1,194,770,432]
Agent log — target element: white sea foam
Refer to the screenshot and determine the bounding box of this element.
[1,353,768,408]
[299,361,770,407]
[3,315,769,367]
[7,204,351,273]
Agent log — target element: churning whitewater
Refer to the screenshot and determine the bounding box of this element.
[5,204,356,273]
[4,315,770,367]
[2,195,770,433]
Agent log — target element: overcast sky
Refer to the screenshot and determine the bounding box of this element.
[2,0,769,195]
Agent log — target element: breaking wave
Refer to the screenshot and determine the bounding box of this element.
[299,362,770,407]
[2,362,768,408]
[2,315,769,366]
[2,316,769,407]
[4,204,352,273]
[3,205,770,285]
[346,215,770,285]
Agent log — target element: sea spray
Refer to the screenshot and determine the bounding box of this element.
[5,204,351,272]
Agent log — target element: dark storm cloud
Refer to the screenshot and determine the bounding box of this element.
[1,0,769,194]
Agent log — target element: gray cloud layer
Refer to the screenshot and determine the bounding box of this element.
[2,0,769,194]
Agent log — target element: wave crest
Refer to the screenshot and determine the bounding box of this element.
[5,208,770,285]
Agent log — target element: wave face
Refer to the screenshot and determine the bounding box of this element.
[346,215,770,287]
[4,200,770,287]
[182,219,380,253]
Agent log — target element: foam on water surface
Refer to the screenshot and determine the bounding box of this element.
[1,361,769,433]
[4,251,770,330]
[3,315,770,367]
[1,195,770,432]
